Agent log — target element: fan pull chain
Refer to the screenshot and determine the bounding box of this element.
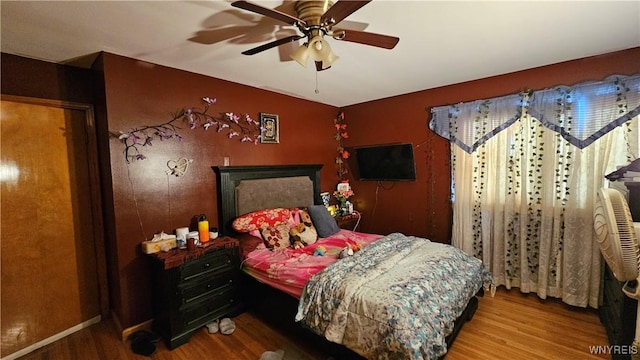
[315,71,320,94]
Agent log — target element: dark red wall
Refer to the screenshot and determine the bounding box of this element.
[343,47,640,243]
[98,53,340,327]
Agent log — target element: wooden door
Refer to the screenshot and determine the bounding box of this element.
[0,97,107,357]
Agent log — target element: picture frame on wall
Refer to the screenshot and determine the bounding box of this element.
[260,113,279,144]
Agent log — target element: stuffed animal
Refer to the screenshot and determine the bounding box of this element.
[337,245,354,259]
[348,242,362,252]
[313,245,326,256]
[289,212,318,249]
[291,237,306,250]
[299,210,314,228]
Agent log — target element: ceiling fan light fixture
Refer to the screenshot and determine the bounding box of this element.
[308,35,338,68]
[290,35,339,70]
[290,42,310,67]
[314,41,323,51]
[321,51,339,68]
[308,36,325,56]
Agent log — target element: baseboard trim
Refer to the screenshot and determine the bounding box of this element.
[121,319,154,342]
[0,315,101,360]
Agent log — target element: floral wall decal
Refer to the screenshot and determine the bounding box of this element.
[111,97,261,162]
[334,111,350,180]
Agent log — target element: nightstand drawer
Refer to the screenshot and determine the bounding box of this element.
[179,248,237,282]
[180,271,238,305]
[182,287,240,328]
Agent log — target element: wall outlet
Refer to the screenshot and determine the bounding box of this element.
[223,157,230,166]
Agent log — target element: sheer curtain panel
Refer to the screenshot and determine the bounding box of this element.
[429,74,640,308]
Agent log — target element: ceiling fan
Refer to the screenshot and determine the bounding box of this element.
[230,0,399,71]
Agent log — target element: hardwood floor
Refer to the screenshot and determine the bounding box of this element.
[16,287,609,360]
[446,288,609,360]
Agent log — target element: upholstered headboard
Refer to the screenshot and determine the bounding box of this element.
[212,164,323,235]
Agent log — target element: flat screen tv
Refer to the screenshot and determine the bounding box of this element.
[353,143,417,181]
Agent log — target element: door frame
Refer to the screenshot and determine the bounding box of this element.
[1,94,109,317]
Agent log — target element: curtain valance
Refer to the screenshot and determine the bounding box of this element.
[429,74,640,154]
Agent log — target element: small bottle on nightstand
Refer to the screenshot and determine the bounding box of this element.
[198,214,210,245]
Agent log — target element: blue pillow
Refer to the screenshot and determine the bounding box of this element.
[307,205,341,238]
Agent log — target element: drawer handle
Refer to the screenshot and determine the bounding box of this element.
[182,263,234,281]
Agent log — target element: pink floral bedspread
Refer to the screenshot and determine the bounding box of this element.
[242,229,382,298]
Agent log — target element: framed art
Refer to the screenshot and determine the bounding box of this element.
[260,113,279,144]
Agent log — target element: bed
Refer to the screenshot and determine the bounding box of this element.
[213,164,491,360]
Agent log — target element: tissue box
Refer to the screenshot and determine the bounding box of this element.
[142,237,177,254]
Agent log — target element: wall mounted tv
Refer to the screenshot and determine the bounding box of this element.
[353,143,417,181]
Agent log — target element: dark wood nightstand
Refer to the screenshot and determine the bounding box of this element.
[149,237,243,349]
[335,211,361,231]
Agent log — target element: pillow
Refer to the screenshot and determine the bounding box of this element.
[307,205,341,238]
[243,208,301,238]
[261,224,292,250]
[232,208,291,233]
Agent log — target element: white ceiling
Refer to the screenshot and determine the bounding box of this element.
[2,1,639,107]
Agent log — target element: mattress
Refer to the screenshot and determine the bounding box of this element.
[241,229,382,298]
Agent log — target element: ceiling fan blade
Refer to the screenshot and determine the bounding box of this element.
[322,0,371,26]
[333,29,399,49]
[242,35,305,55]
[337,19,369,32]
[231,1,306,27]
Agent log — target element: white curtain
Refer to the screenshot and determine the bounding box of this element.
[451,115,638,308]
[430,74,640,308]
